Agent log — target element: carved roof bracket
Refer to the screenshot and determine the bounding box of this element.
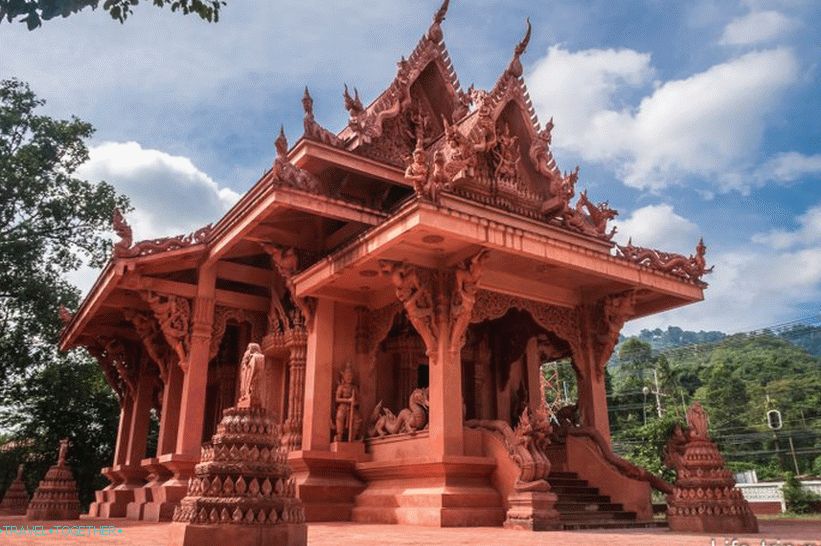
[140,290,192,372]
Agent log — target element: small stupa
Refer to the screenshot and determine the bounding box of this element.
[0,464,29,515]
[169,342,307,546]
[665,402,758,533]
[26,439,81,520]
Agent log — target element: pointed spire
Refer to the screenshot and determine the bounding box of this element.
[515,17,532,57]
[302,86,313,116]
[275,125,288,158]
[427,0,450,41]
[433,0,449,25]
[507,18,531,78]
[343,84,363,114]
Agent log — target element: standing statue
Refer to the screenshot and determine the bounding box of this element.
[404,143,430,195]
[334,362,362,442]
[57,438,69,466]
[238,343,265,407]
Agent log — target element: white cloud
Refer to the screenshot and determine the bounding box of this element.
[77,141,240,241]
[719,10,798,45]
[527,47,799,192]
[614,204,700,255]
[754,152,821,185]
[625,246,821,334]
[752,203,821,249]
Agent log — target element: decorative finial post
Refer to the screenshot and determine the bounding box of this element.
[427,0,450,42]
[302,86,313,116]
[275,125,288,159]
[507,18,532,78]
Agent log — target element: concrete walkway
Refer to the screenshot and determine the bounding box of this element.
[0,517,819,545]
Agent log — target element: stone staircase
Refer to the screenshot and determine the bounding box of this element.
[550,471,667,530]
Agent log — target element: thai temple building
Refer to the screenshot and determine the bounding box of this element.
[59,0,713,531]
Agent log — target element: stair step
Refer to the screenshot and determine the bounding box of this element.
[547,478,588,487]
[559,511,637,522]
[555,502,624,513]
[554,494,611,503]
[548,471,580,479]
[561,520,667,531]
[550,485,600,495]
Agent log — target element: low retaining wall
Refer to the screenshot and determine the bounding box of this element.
[736,480,821,514]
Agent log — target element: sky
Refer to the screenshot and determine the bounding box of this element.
[2,0,819,335]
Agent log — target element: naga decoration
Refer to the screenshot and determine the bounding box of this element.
[450,249,490,352]
[272,126,321,194]
[368,388,429,437]
[563,189,618,240]
[302,86,342,147]
[465,402,560,530]
[334,361,362,442]
[664,402,758,533]
[112,208,212,259]
[616,238,714,285]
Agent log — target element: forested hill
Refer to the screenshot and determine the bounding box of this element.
[617,324,821,357]
[609,324,821,479]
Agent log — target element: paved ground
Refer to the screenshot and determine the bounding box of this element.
[0,516,819,545]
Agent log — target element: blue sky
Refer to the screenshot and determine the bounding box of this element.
[2,0,819,334]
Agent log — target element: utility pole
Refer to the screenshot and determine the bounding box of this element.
[788,436,800,475]
[642,386,649,426]
[652,368,663,418]
[562,381,570,405]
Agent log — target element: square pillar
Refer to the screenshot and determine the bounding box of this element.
[113,395,134,466]
[578,368,611,444]
[430,327,464,458]
[125,369,154,468]
[301,298,334,452]
[175,268,215,457]
[157,361,184,456]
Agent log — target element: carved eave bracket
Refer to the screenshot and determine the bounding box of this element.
[123,309,173,382]
[261,243,317,333]
[579,290,636,380]
[87,336,135,404]
[379,261,439,359]
[140,290,192,372]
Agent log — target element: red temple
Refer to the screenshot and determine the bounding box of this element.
[60,0,712,531]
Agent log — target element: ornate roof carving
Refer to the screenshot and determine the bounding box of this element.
[112,208,212,259]
[615,238,714,285]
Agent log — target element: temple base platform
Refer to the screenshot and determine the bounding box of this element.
[168,522,307,546]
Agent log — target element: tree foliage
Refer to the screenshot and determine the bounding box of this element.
[0,0,226,30]
[0,79,127,507]
[0,78,128,380]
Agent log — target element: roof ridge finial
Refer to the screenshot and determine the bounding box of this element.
[302,86,314,116]
[433,0,449,25]
[516,17,532,57]
[506,17,532,78]
[275,125,288,158]
[427,0,449,42]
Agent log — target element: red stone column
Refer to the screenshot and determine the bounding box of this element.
[113,396,134,466]
[157,361,184,456]
[431,284,464,457]
[300,298,333,452]
[577,368,611,444]
[280,337,309,452]
[124,369,153,469]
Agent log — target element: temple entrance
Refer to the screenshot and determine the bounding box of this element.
[463,308,573,427]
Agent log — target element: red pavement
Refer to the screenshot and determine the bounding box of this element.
[0,516,819,545]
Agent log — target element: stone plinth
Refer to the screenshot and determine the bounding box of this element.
[503,489,561,531]
[143,454,197,522]
[0,465,29,515]
[666,403,758,534]
[26,441,81,520]
[168,405,307,546]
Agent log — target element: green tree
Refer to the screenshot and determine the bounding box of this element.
[0,0,225,30]
[0,78,127,380]
[0,78,128,507]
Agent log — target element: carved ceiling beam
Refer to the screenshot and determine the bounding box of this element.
[215,261,272,288]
